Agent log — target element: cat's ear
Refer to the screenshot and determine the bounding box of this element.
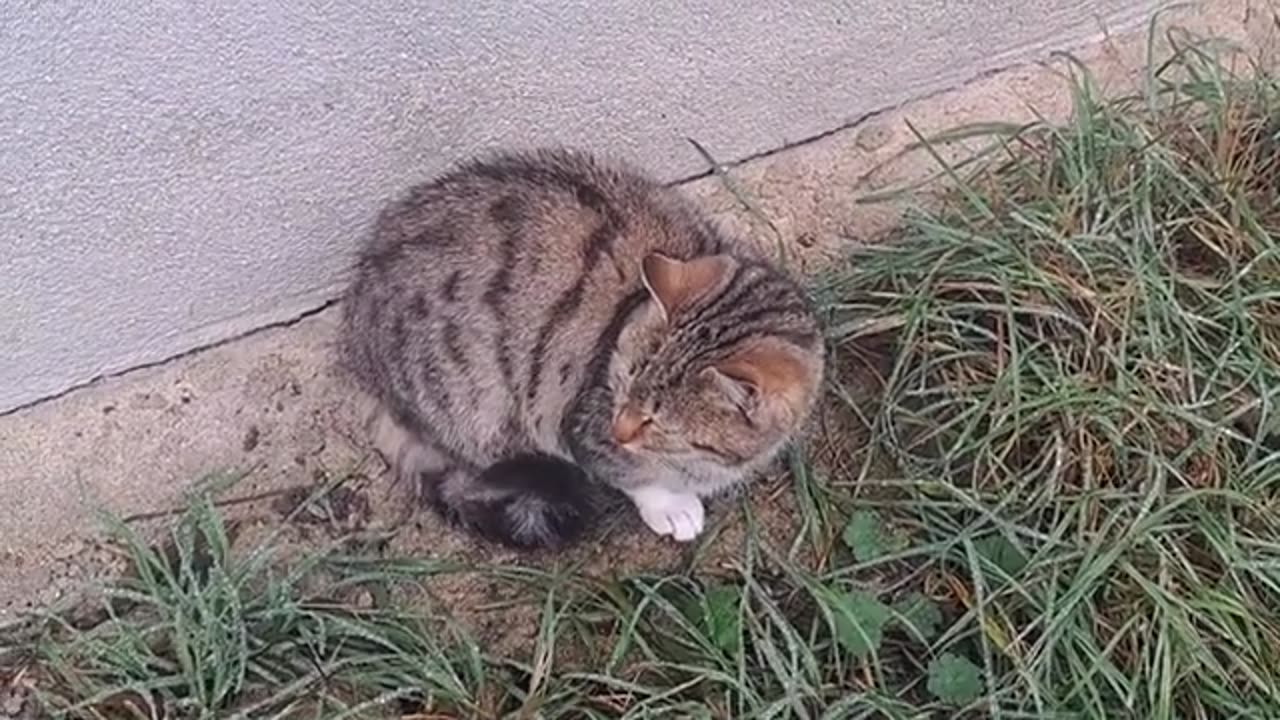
[641,253,736,319]
[712,338,814,411]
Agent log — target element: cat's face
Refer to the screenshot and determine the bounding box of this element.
[608,254,824,469]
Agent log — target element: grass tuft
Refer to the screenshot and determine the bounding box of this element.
[823,32,1280,719]
[12,491,495,719]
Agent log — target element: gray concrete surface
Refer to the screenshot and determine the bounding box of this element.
[0,0,1160,414]
[4,0,1273,622]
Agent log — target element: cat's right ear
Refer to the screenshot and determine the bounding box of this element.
[641,253,736,320]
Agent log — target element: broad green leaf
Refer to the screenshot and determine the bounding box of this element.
[830,590,890,658]
[842,510,887,562]
[927,652,984,705]
[892,592,944,642]
[687,584,742,654]
[973,534,1028,580]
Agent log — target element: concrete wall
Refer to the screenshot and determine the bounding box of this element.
[0,0,1151,413]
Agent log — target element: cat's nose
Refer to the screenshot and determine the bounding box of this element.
[611,405,648,445]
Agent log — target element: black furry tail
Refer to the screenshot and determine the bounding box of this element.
[434,453,597,549]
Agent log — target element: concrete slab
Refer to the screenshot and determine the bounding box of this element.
[1,0,1275,622]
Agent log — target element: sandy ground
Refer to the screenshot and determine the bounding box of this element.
[0,0,1274,632]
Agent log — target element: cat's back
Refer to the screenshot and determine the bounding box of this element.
[350,148,725,342]
[362,149,715,274]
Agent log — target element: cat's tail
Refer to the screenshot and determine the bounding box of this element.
[434,453,598,549]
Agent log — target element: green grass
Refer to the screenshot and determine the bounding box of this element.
[820,30,1280,717]
[7,490,496,718]
[4,25,1280,720]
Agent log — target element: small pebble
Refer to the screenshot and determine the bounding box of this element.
[50,540,82,561]
[855,121,894,151]
[242,425,261,452]
[2,688,27,717]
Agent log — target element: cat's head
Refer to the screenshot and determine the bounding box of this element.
[608,253,825,470]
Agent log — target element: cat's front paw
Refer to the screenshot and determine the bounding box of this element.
[626,485,705,542]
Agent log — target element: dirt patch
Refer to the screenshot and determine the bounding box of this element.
[210,444,818,658]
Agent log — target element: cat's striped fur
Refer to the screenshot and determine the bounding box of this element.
[339,148,824,548]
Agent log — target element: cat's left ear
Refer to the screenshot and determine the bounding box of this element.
[641,253,737,319]
[711,338,815,413]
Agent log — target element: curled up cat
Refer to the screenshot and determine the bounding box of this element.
[338,148,824,549]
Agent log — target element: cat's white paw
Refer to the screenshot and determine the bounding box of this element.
[627,486,705,542]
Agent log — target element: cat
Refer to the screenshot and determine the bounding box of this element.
[338,148,825,549]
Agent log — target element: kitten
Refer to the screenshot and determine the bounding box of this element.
[339,148,824,549]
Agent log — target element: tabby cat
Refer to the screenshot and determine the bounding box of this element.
[339,148,824,548]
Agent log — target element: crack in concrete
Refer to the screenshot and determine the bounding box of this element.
[0,299,340,418]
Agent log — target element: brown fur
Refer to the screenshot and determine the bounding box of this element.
[338,148,824,547]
